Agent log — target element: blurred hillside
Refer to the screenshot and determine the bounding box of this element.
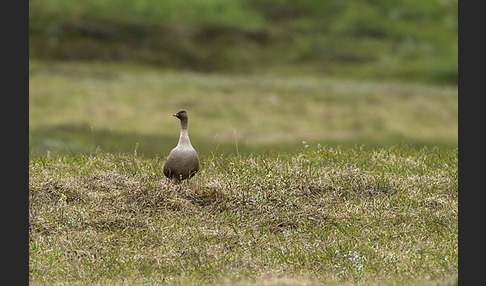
[29,0,457,84]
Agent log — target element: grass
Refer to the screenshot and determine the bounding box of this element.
[29,60,458,157]
[29,2,457,283]
[29,144,458,285]
[29,0,457,84]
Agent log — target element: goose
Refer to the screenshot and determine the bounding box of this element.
[163,109,200,184]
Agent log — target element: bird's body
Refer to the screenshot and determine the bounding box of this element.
[163,110,199,183]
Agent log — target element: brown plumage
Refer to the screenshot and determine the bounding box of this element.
[163,109,199,183]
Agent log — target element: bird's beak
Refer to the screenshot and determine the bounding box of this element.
[173,112,179,117]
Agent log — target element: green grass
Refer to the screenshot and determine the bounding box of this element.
[29,60,457,157]
[29,144,458,285]
[29,0,457,84]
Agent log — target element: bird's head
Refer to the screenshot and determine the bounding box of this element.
[173,109,188,122]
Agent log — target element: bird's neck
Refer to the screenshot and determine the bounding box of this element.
[177,121,191,146]
[180,119,188,130]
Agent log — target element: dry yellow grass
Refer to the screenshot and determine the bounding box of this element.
[29,145,457,285]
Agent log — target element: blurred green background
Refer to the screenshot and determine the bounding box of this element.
[29,0,458,156]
